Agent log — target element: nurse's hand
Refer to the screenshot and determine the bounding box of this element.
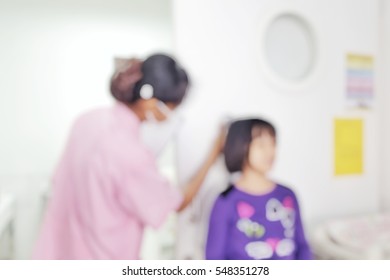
[177,123,227,212]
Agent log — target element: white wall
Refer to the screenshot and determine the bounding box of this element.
[382,0,390,211]
[173,0,383,259]
[0,0,173,259]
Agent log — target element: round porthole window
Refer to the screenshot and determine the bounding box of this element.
[263,13,316,85]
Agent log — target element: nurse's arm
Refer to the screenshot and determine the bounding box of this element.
[177,126,225,212]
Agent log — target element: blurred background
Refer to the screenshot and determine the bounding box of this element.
[1,0,390,260]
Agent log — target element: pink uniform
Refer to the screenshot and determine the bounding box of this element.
[33,102,183,259]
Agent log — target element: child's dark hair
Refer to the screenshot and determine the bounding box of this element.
[224,118,276,173]
[110,53,189,104]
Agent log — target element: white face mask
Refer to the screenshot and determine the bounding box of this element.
[141,101,183,156]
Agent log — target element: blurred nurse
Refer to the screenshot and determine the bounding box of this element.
[33,54,224,259]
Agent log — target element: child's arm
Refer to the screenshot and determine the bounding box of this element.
[294,196,313,260]
[205,196,229,260]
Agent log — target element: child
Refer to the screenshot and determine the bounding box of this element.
[206,118,312,260]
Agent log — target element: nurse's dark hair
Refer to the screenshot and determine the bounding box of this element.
[224,118,276,173]
[110,53,189,104]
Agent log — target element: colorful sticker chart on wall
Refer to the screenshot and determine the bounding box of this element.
[334,118,363,176]
[346,54,374,109]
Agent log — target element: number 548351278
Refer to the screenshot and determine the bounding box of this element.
[215,266,269,276]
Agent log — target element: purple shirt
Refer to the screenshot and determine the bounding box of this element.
[206,184,312,260]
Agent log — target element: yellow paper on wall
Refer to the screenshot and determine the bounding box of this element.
[347,54,373,69]
[334,119,363,175]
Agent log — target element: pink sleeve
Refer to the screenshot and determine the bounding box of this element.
[118,147,183,229]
